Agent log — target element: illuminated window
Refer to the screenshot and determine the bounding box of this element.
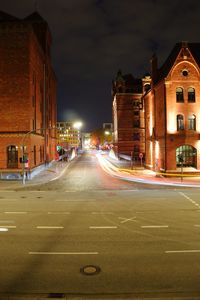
[176,145,197,167]
[176,87,184,102]
[188,114,196,130]
[177,114,184,130]
[7,145,18,168]
[188,87,195,102]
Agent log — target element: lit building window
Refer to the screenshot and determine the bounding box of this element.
[188,114,196,130]
[176,87,184,102]
[177,114,184,130]
[188,87,195,103]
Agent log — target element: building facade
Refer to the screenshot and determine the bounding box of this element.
[0,11,57,178]
[144,42,200,173]
[57,122,82,149]
[112,70,146,160]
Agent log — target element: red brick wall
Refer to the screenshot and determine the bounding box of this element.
[0,21,57,171]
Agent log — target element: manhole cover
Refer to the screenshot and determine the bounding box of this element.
[80,265,101,276]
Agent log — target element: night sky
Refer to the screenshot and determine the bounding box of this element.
[1,0,200,131]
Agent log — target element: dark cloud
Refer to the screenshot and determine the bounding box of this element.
[1,0,200,130]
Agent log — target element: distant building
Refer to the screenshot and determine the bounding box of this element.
[81,132,91,149]
[57,122,81,149]
[144,42,200,173]
[0,11,57,178]
[112,70,147,160]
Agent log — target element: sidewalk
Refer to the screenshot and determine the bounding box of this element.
[0,160,70,190]
[104,154,200,187]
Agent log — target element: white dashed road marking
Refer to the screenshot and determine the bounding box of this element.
[36,226,64,229]
[29,252,99,255]
[89,226,118,229]
[4,212,27,214]
[165,250,200,253]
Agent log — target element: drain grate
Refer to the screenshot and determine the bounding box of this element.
[80,265,101,276]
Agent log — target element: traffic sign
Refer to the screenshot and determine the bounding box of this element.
[139,153,143,159]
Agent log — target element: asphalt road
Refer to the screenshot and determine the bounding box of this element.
[1,152,200,299]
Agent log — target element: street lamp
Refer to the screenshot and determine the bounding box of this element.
[73,121,83,129]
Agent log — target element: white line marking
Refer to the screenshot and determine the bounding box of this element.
[0,228,8,232]
[119,217,136,223]
[0,226,16,228]
[4,212,27,214]
[141,225,169,228]
[165,250,200,253]
[47,212,70,215]
[29,252,99,255]
[89,226,118,229]
[179,192,200,208]
[36,226,64,229]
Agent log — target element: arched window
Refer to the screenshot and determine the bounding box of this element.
[176,145,197,168]
[188,87,195,102]
[7,145,18,168]
[176,87,184,102]
[177,114,184,130]
[188,114,196,130]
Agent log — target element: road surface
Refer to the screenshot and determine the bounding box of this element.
[1,151,200,299]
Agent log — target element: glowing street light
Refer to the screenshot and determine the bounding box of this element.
[73,121,83,129]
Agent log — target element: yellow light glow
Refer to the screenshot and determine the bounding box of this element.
[155,141,159,159]
[73,122,82,129]
[150,141,153,166]
[167,112,176,134]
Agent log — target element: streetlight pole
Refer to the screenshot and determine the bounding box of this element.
[21,126,56,184]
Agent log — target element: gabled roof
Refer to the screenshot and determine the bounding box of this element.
[156,42,200,83]
[0,10,19,22]
[24,11,46,22]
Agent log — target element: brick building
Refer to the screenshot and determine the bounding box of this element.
[144,42,200,173]
[0,11,57,178]
[112,70,148,160]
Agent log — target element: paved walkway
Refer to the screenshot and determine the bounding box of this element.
[0,160,69,190]
[105,154,200,187]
